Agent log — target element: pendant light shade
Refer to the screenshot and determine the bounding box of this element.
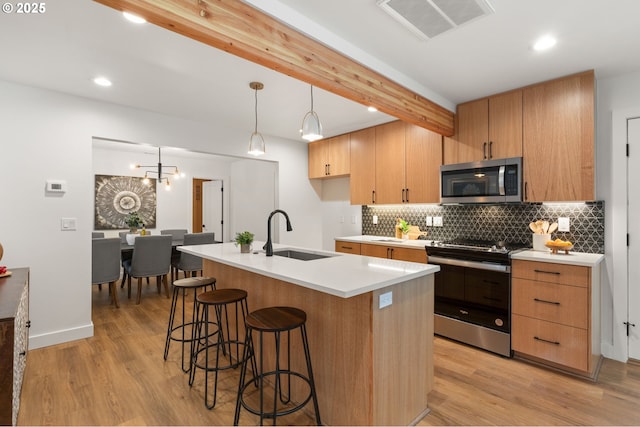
[248,81,265,156]
[301,85,323,142]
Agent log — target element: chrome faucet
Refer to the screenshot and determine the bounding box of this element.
[263,209,293,256]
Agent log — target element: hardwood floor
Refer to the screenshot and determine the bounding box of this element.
[18,282,640,426]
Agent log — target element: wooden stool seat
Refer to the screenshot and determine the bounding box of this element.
[245,306,306,332]
[197,288,247,305]
[174,276,216,289]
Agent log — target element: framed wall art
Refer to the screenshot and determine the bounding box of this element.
[94,174,157,230]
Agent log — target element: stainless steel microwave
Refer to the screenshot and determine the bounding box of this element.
[440,157,522,204]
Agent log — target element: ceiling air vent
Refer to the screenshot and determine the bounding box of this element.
[377,0,494,40]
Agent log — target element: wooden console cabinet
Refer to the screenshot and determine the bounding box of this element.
[0,268,29,426]
[511,259,600,378]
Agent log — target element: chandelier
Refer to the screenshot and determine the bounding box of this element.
[130,147,183,191]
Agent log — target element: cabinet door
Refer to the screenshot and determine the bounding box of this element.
[308,140,327,178]
[450,99,487,164]
[488,90,523,159]
[350,127,376,205]
[405,124,442,203]
[390,246,427,263]
[361,243,391,259]
[523,72,594,202]
[327,134,350,176]
[375,121,405,204]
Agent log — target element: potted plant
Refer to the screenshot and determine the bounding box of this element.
[397,218,411,239]
[234,231,254,253]
[124,211,143,245]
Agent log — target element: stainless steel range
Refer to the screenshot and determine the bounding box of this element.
[425,238,529,357]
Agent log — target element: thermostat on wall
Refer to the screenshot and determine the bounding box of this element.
[46,180,67,194]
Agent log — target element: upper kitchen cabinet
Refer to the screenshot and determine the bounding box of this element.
[308,133,350,179]
[350,121,443,205]
[445,91,523,164]
[350,127,376,204]
[405,123,443,203]
[523,71,595,202]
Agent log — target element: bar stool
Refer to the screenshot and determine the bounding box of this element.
[164,276,217,372]
[189,288,253,409]
[234,306,321,426]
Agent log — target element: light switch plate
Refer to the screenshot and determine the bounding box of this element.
[558,217,570,232]
[433,216,443,227]
[426,216,433,226]
[373,215,378,225]
[61,218,77,231]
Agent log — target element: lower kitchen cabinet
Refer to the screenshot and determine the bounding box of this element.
[361,243,427,264]
[511,259,600,378]
[335,240,428,263]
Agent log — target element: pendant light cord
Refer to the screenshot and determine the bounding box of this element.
[254,86,259,133]
[310,85,314,112]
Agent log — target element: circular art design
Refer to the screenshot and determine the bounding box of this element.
[94,175,157,230]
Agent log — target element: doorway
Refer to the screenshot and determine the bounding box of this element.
[192,178,224,241]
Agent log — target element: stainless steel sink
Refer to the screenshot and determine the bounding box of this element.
[272,249,335,261]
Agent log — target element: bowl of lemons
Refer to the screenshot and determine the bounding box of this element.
[545,238,574,254]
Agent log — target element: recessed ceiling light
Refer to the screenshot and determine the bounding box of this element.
[368,106,378,112]
[123,11,146,24]
[533,35,557,51]
[93,77,112,87]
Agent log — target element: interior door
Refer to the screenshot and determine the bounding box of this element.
[202,180,223,241]
[628,117,640,360]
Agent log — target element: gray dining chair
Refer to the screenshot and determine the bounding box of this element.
[161,229,188,241]
[171,232,215,282]
[92,237,121,308]
[123,235,172,304]
[92,231,105,238]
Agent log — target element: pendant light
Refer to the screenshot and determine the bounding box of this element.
[248,81,265,156]
[301,85,323,141]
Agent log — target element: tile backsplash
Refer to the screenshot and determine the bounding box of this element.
[362,202,604,254]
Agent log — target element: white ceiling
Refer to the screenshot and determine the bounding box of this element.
[2,0,640,145]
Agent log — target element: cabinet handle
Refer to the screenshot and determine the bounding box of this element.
[20,351,26,356]
[26,320,31,328]
[326,164,330,175]
[489,141,493,159]
[534,336,560,345]
[405,188,409,203]
[534,297,561,305]
[387,248,394,259]
[340,245,353,250]
[402,188,406,203]
[483,142,487,159]
[372,190,376,204]
[533,269,561,275]
[524,182,528,201]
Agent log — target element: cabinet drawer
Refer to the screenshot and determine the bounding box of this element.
[391,247,427,264]
[512,314,588,372]
[512,278,588,328]
[335,241,361,255]
[512,260,589,287]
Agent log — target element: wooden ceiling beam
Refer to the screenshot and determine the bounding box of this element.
[94,0,455,136]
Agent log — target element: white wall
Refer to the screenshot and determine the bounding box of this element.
[0,79,324,349]
[596,70,640,362]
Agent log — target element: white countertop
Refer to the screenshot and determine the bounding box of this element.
[336,235,433,249]
[510,249,604,267]
[179,241,439,298]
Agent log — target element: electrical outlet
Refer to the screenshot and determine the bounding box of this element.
[379,291,392,309]
[373,215,378,225]
[426,216,433,227]
[351,215,357,224]
[558,217,570,232]
[433,216,443,227]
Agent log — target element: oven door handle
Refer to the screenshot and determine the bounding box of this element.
[428,255,511,273]
[498,165,506,196]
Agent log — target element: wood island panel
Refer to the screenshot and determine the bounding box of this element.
[203,259,434,426]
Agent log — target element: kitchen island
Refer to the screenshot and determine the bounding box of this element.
[179,242,439,426]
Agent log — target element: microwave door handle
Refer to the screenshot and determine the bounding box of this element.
[498,165,505,196]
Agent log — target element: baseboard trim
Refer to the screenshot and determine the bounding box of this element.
[28,322,94,349]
